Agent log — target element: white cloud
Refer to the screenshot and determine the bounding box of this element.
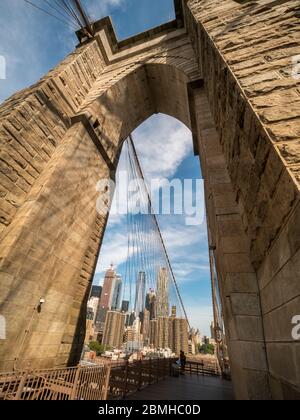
[0,0,76,103]
[95,216,210,285]
[85,0,126,20]
[160,223,206,251]
[95,231,129,275]
[172,262,210,279]
[133,114,193,180]
[185,304,214,336]
[0,0,130,103]
[159,222,210,283]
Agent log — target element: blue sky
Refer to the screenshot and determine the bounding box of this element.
[0,0,213,334]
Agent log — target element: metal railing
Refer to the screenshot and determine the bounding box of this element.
[0,365,110,400]
[108,358,176,400]
[185,360,221,377]
[0,358,224,400]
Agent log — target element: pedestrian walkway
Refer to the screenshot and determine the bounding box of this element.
[127,374,235,400]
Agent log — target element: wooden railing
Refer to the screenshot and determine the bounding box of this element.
[108,358,176,400]
[0,365,110,400]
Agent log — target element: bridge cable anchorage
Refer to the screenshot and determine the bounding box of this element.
[72,0,95,36]
[119,135,190,352]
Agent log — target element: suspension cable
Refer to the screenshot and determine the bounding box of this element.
[23,0,80,30]
[127,135,191,329]
[23,0,95,35]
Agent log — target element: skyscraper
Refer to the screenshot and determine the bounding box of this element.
[102,311,126,349]
[95,265,122,332]
[134,271,146,317]
[157,317,170,349]
[132,317,142,342]
[142,309,150,346]
[90,285,102,299]
[173,318,189,355]
[111,275,122,310]
[128,311,136,327]
[99,265,117,308]
[149,319,158,348]
[95,307,108,333]
[121,300,129,313]
[124,327,134,343]
[168,317,174,350]
[156,267,169,318]
[145,289,156,320]
[87,296,100,323]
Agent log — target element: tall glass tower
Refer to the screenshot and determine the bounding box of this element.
[111,275,122,310]
[134,271,146,317]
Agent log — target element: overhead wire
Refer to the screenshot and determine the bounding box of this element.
[114,134,191,355]
[128,135,190,325]
[23,0,94,34]
[41,0,77,24]
[123,136,189,326]
[23,0,79,30]
[61,0,84,27]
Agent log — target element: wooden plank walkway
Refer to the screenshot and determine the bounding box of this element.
[127,374,235,401]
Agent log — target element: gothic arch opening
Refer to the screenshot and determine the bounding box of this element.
[89,112,213,355]
[78,61,196,157]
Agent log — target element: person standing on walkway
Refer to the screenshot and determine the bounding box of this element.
[180,351,186,375]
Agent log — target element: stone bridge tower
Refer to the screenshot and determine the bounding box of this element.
[0,0,299,399]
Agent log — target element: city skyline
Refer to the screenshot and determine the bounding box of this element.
[87,262,194,356]
[91,263,205,337]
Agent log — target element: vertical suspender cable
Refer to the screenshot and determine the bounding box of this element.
[128,135,191,330]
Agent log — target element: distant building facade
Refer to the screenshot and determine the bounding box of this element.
[145,289,156,320]
[90,285,102,299]
[173,318,189,355]
[87,296,99,323]
[102,311,126,348]
[157,317,170,349]
[111,275,122,310]
[134,271,146,317]
[149,319,158,348]
[121,300,129,313]
[94,265,122,332]
[156,268,169,317]
[142,309,150,345]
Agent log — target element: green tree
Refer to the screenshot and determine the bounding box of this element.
[199,343,215,355]
[88,341,106,356]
